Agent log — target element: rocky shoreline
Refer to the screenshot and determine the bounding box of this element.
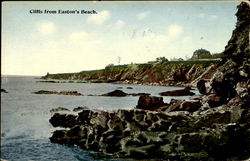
[48,2,250,161]
[34,90,84,96]
[49,101,249,160]
[33,88,195,97]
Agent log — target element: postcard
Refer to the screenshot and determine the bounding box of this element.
[1,1,249,161]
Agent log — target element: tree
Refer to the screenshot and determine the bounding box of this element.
[156,57,168,63]
[192,48,211,60]
[105,64,114,69]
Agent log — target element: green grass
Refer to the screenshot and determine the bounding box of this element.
[104,64,128,70]
[161,60,219,65]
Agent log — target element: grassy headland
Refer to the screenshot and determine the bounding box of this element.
[42,60,219,86]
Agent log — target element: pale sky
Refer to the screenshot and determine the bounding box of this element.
[2,1,239,76]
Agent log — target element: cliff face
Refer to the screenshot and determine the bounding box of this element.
[209,1,250,103]
[43,62,217,86]
[224,2,250,59]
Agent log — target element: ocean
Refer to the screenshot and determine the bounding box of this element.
[1,76,198,161]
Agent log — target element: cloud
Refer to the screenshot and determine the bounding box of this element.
[69,32,89,41]
[199,13,218,20]
[198,13,205,18]
[210,15,218,20]
[137,11,150,20]
[87,10,111,25]
[36,21,56,35]
[183,36,192,42]
[115,20,125,29]
[167,24,183,37]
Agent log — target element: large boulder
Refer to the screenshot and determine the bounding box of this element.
[101,90,128,96]
[197,80,207,95]
[49,112,80,128]
[136,96,165,110]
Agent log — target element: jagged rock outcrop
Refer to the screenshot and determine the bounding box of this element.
[159,87,195,96]
[49,103,249,160]
[49,2,250,160]
[1,89,8,93]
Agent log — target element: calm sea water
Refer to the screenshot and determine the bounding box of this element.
[1,76,198,161]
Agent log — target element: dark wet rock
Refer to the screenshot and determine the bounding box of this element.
[136,96,166,111]
[1,132,6,137]
[34,90,84,96]
[240,109,250,125]
[1,89,8,93]
[130,93,150,96]
[173,68,188,81]
[90,80,107,83]
[178,100,202,112]
[206,94,224,107]
[100,90,150,97]
[192,107,231,128]
[101,90,128,97]
[37,80,59,83]
[49,105,250,160]
[161,99,201,113]
[210,60,238,100]
[235,81,250,100]
[49,113,78,128]
[77,109,93,125]
[204,124,250,159]
[50,130,68,144]
[50,107,70,113]
[90,110,110,130]
[159,87,195,96]
[197,79,207,95]
[73,106,89,112]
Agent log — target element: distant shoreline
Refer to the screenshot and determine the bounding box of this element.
[41,60,219,87]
